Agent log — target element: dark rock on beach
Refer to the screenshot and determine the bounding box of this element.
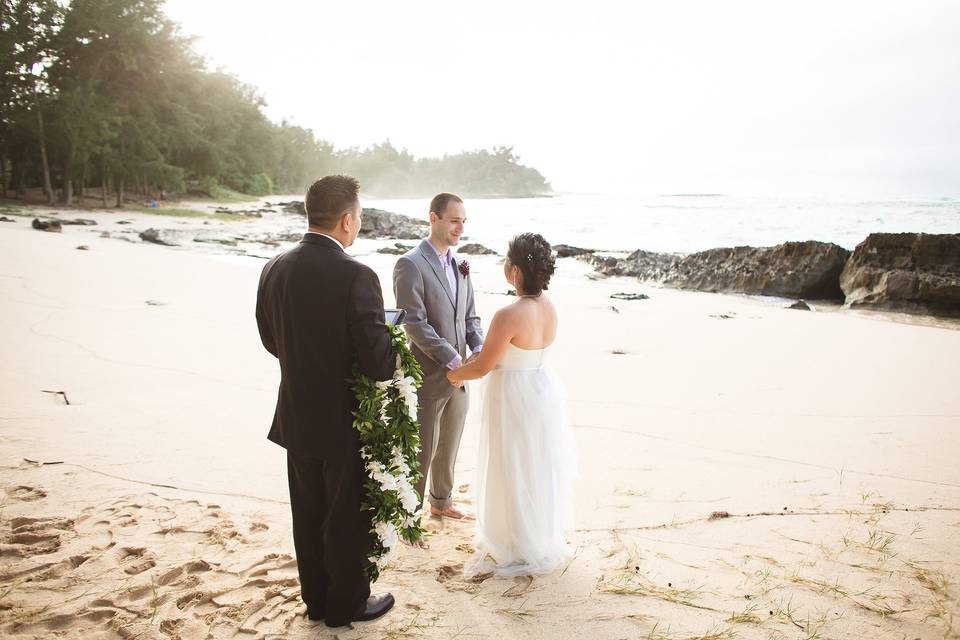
[279,201,427,240]
[583,249,681,281]
[839,233,960,317]
[623,249,682,281]
[213,207,266,217]
[378,243,415,255]
[1,215,16,222]
[61,218,97,226]
[788,299,811,310]
[359,208,428,240]
[457,243,497,255]
[610,292,650,301]
[584,242,849,300]
[32,218,62,233]
[666,241,850,300]
[139,228,178,246]
[259,232,306,244]
[193,237,239,247]
[278,201,306,216]
[554,244,595,258]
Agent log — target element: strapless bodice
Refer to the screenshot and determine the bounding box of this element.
[495,343,550,371]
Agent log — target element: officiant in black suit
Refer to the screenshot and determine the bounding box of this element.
[256,175,396,628]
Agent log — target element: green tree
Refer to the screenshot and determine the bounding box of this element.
[0,0,62,202]
[3,1,552,204]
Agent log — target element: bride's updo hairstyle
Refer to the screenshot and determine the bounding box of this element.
[507,233,556,296]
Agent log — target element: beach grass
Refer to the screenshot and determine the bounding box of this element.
[642,622,737,640]
[725,603,762,625]
[0,203,254,223]
[142,207,259,222]
[202,185,259,203]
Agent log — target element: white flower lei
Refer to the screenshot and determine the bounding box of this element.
[352,325,427,580]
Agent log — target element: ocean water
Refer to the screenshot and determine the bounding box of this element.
[364,193,960,255]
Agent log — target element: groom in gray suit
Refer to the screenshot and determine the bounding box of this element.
[393,193,484,520]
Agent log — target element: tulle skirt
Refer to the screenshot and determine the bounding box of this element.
[464,365,577,578]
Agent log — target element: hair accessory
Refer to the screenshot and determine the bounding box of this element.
[527,253,533,262]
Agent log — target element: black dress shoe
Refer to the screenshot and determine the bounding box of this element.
[325,593,395,627]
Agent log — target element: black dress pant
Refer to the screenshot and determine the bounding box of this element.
[286,449,373,623]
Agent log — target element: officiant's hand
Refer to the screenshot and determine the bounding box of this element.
[446,370,464,388]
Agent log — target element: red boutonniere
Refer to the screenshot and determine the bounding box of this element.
[458,260,470,278]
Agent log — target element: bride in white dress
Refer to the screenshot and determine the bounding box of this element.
[446,233,576,578]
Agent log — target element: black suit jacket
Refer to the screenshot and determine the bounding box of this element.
[256,234,395,459]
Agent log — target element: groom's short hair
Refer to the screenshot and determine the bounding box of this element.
[305,175,360,230]
[429,192,463,218]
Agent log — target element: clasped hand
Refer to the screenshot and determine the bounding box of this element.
[446,369,464,388]
[447,353,479,388]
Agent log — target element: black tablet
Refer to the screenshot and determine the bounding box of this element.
[385,308,406,325]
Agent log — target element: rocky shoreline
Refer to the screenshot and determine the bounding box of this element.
[577,234,960,318]
[9,200,960,318]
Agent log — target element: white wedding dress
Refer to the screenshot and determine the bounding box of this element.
[464,342,577,578]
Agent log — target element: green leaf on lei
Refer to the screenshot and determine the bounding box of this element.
[352,323,426,582]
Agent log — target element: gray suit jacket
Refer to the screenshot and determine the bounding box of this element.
[394,239,484,398]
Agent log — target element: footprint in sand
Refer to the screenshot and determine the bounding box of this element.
[155,558,213,587]
[159,618,184,638]
[435,563,459,583]
[1,516,74,557]
[156,564,188,587]
[9,516,72,533]
[159,616,208,639]
[77,521,115,551]
[184,558,214,573]
[5,485,47,501]
[175,589,211,610]
[0,493,308,640]
[240,553,296,577]
[436,563,490,593]
[502,575,534,597]
[28,609,120,631]
[112,510,139,527]
[116,546,157,575]
[37,554,92,580]
[0,546,96,584]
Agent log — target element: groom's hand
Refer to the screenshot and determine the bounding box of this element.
[446,369,464,388]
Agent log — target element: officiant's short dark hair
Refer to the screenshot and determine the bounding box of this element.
[429,192,463,218]
[508,233,556,295]
[305,175,360,229]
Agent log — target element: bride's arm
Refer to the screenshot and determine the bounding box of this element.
[447,308,514,382]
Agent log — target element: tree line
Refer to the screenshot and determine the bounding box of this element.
[0,0,551,206]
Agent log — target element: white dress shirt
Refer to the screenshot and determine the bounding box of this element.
[426,240,481,370]
[305,231,345,251]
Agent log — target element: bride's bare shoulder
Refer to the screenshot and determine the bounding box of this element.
[490,301,526,326]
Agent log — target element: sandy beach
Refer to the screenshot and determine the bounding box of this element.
[1,211,959,639]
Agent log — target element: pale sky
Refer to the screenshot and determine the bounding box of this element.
[163,0,960,197]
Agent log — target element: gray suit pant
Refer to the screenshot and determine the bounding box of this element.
[416,386,469,510]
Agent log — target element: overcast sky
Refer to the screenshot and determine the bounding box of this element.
[163,0,960,197]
